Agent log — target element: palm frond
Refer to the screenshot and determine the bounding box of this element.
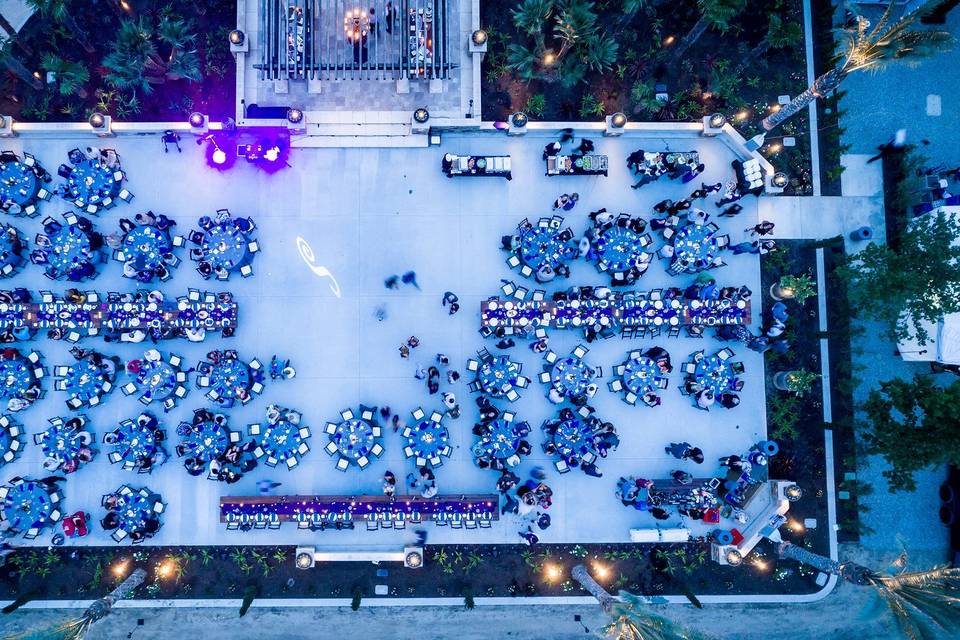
[867,566,960,640]
[511,0,554,36]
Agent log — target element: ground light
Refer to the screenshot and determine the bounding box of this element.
[544,564,562,581]
[112,560,128,577]
[735,110,750,121]
[592,563,610,579]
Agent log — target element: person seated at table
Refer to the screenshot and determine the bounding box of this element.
[547,387,564,404]
[543,141,562,159]
[719,392,740,409]
[516,440,532,457]
[695,389,715,410]
[100,510,120,530]
[683,379,703,396]
[686,208,709,226]
[642,392,661,407]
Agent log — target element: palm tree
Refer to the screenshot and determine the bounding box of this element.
[571,564,707,639]
[41,53,88,98]
[102,16,200,95]
[24,0,95,54]
[779,542,960,640]
[762,2,954,131]
[0,34,41,89]
[670,0,746,62]
[10,568,147,640]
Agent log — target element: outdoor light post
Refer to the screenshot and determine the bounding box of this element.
[188,111,209,134]
[470,29,488,53]
[229,28,248,53]
[0,115,14,138]
[89,111,114,137]
[508,112,528,136]
[286,108,306,133]
[604,112,627,136]
[412,108,430,134]
[701,112,726,136]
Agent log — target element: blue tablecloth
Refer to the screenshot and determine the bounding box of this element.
[519,226,575,271]
[595,226,645,271]
[694,355,737,396]
[40,422,86,462]
[622,355,660,396]
[0,161,38,206]
[260,419,301,461]
[122,225,172,273]
[332,418,373,460]
[65,159,119,205]
[114,490,155,534]
[137,359,178,401]
[181,420,228,462]
[209,358,251,400]
[45,225,92,275]
[551,356,594,397]
[65,358,108,403]
[552,419,594,460]
[2,481,54,530]
[406,420,448,459]
[0,357,34,399]
[478,356,520,396]
[474,418,520,459]
[202,223,249,271]
[672,224,718,272]
[112,421,157,465]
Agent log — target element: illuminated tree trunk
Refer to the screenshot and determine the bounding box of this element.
[572,564,619,612]
[778,543,874,584]
[762,68,844,131]
[84,568,147,623]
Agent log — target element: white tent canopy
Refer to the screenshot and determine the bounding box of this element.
[898,313,960,364]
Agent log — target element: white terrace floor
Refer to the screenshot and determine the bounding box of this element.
[4,130,764,548]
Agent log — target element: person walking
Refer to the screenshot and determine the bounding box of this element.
[665,442,692,459]
[867,129,907,163]
[383,471,397,497]
[747,221,776,237]
[562,192,579,211]
[257,479,282,495]
[401,271,420,289]
[553,194,571,210]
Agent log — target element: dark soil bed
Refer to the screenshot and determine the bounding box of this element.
[0,538,824,604]
[480,0,813,194]
[0,0,236,123]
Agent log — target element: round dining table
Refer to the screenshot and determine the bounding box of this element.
[2,481,55,531]
[45,225,92,275]
[40,422,87,464]
[65,159,119,206]
[260,418,302,462]
[694,355,737,397]
[478,356,520,396]
[672,224,718,272]
[113,489,157,535]
[332,418,374,461]
[122,225,173,274]
[136,359,178,401]
[595,226,647,272]
[209,358,252,400]
[519,226,575,271]
[181,420,229,462]
[202,222,249,271]
[65,358,109,404]
[406,420,449,459]
[550,356,595,398]
[112,420,157,466]
[622,354,661,396]
[0,159,38,206]
[552,418,595,460]
[473,417,521,460]
[0,357,35,399]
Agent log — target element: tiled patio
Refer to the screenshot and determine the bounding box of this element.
[2,130,764,548]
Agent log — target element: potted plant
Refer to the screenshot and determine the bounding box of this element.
[773,369,820,396]
[771,273,817,303]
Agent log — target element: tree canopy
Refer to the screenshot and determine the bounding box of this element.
[860,374,960,492]
[838,209,960,344]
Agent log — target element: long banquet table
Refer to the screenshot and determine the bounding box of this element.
[0,296,238,332]
[481,294,750,331]
[219,494,500,522]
